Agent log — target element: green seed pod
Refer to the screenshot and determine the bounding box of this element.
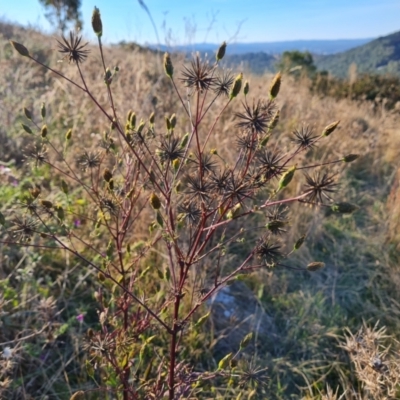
[61,180,68,195]
[240,332,253,350]
[243,80,249,96]
[268,110,280,131]
[92,6,103,37]
[41,125,48,138]
[65,128,72,140]
[98,271,106,282]
[129,112,136,129]
[21,123,33,134]
[306,261,325,272]
[137,120,145,133]
[23,107,32,120]
[226,203,241,219]
[56,205,65,221]
[218,352,233,370]
[260,134,270,147]
[172,158,180,172]
[342,154,360,163]
[175,180,182,193]
[40,200,53,209]
[0,211,5,226]
[216,41,227,61]
[164,52,173,78]
[170,113,177,128]
[331,202,359,214]
[165,116,171,131]
[180,132,189,148]
[110,119,116,130]
[194,311,210,328]
[322,120,340,137]
[150,192,161,210]
[108,179,114,190]
[156,211,163,227]
[269,72,281,99]
[10,40,30,57]
[103,169,112,182]
[230,73,243,100]
[149,111,155,125]
[40,102,46,119]
[277,165,296,192]
[294,234,306,250]
[70,391,85,400]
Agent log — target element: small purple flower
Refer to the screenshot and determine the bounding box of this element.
[76,313,84,323]
[74,219,81,228]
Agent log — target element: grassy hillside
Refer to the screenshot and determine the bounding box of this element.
[315,30,400,77]
[1,20,400,399]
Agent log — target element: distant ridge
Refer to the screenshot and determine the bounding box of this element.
[152,38,373,56]
[315,30,400,77]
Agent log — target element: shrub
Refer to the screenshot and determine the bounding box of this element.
[2,8,361,399]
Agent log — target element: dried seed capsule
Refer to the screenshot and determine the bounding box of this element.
[40,102,46,119]
[40,200,53,209]
[331,202,359,214]
[240,332,253,350]
[322,120,340,137]
[170,113,177,128]
[268,110,280,131]
[269,72,281,99]
[306,262,325,271]
[342,154,360,163]
[243,80,249,96]
[150,192,161,210]
[216,41,227,61]
[21,124,33,134]
[10,40,29,57]
[103,169,113,182]
[294,234,306,250]
[92,6,103,38]
[164,52,173,78]
[41,125,48,138]
[23,107,32,120]
[149,111,155,125]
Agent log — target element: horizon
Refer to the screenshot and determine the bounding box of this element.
[1,0,399,45]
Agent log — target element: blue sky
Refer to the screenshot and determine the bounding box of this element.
[2,0,400,44]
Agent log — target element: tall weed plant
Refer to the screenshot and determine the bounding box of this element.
[1,8,365,399]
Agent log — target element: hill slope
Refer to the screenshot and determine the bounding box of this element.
[315,30,400,77]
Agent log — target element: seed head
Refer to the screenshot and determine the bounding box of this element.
[24,107,32,120]
[342,154,360,163]
[331,202,359,214]
[103,169,113,182]
[164,53,173,78]
[277,165,296,192]
[269,72,281,99]
[66,128,72,140]
[10,41,30,57]
[92,7,103,38]
[41,125,48,138]
[307,262,325,271]
[243,80,250,96]
[230,73,243,100]
[150,193,161,210]
[40,102,46,119]
[322,120,340,137]
[57,32,89,64]
[216,41,227,61]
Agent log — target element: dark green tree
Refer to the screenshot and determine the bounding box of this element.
[276,50,317,77]
[39,0,82,33]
